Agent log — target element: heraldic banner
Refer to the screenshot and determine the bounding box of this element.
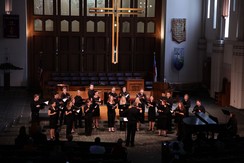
[171,18,186,43]
[173,48,184,71]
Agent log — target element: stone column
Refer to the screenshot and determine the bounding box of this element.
[198,38,207,84]
[210,40,224,98]
[230,42,244,109]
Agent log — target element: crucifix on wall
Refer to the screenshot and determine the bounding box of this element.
[89,0,143,64]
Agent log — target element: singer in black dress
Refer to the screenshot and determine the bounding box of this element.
[48,100,57,140]
[65,101,74,138]
[118,96,130,130]
[174,102,186,137]
[165,92,173,131]
[136,89,147,123]
[84,100,94,136]
[147,95,157,131]
[107,96,117,132]
[92,91,101,128]
[134,97,143,131]
[51,92,61,126]
[157,100,171,136]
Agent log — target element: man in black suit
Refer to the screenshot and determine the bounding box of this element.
[192,99,205,114]
[125,103,139,147]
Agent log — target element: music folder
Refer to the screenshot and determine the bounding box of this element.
[119,117,128,122]
[44,101,49,105]
[123,117,128,122]
[62,98,68,102]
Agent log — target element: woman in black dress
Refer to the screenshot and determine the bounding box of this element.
[174,101,186,137]
[118,96,129,130]
[65,100,74,138]
[48,100,57,140]
[107,96,117,132]
[147,95,156,131]
[157,100,170,136]
[134,97,143,131]
[84,100,94,136]
[92,91,101,128]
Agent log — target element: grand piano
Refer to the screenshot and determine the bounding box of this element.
[183,112,227,139]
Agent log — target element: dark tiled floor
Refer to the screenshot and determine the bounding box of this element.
[0,88,244,163]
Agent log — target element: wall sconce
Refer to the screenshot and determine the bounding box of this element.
[5,0,12,15]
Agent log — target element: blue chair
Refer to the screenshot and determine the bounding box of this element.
[116,73,124,77]
[107,73,116,77]
[98,72,106,76]
[109,81,118,86]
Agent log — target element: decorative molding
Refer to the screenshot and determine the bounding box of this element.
[233,42,244,56]
[233,45,244,56]
[213,40,225,54]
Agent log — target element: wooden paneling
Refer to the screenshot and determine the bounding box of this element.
[86,37,94,51]
[133,53,144,71]
[126,79,144,91]
[119,53,131,71]
[153,82,170,100]
[33,36,55,71]
[60,36,69,51]
[59,53,68,71]
[84,54,93,71]
[27,0,164,88]
[70,37,80,51]
[120,37,132,52]
[145,37,156,52]
[95,37,106,51]
[95,54,106,72]
[135,37,144,52]
[69,54,80,71]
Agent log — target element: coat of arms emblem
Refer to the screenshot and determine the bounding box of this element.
[171,18,186,43]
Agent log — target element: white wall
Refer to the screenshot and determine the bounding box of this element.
[0,0,27,87]
[164,0,202,84]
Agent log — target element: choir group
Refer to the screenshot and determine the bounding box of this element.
[30,84,206,142]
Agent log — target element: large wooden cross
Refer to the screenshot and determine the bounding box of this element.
[89,0,143,64]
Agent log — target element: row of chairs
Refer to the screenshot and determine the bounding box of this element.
[51,76,143,83]
[51,72,144,78]
[47,80,127,87]
[47,72,153,88]
[47,79,153,89]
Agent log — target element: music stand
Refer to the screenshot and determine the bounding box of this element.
[119,117,128,141]
[222,109,230,123]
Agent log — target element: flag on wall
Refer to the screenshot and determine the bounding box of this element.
[153,52,157,82]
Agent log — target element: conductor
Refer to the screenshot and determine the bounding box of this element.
[125,103,139,147]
